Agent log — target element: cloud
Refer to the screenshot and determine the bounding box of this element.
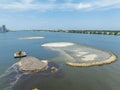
[0,0,120,11]
[88,0,120,10]
[57,3,92,10]
[22,0,34,4]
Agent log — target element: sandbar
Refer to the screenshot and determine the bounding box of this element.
[66,53,117,67]
[18,36,44,40]
[42,42,75,47]
[42,42,117,67]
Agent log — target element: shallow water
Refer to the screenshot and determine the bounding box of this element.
[0,32,120,90]
[42,44,112,64]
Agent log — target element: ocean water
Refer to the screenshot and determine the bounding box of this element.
[0,31,120,90]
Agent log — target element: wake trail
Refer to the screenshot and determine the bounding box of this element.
[0,63,24,90]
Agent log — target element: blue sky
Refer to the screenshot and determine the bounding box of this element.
[0,0,120,30]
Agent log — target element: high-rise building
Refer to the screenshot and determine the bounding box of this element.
[2,25,6,32]
[0,25,7,32]
[0,27,2,32]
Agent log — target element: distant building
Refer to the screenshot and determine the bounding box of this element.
[0,25,7,32]
[0,27,2,32]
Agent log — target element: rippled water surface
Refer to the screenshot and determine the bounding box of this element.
[0,32,120,90]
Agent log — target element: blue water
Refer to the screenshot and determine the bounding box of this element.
[0,32,120,90]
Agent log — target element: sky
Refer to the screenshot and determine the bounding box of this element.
[0,0,120,30]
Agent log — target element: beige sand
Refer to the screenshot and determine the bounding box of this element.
[76,52,88,57]
[42,42,75,47]
[17,56,48,72]
[66,53,117,67]
[42,42,117,67]
[18,36,44,40]
[81,54,98,61]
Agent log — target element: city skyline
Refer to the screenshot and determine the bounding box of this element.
[0,0,120,30]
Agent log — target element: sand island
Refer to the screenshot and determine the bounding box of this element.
[18,36,44,40]
[17,56,48,73]
[42,42,75,47]
[42,42,117,67]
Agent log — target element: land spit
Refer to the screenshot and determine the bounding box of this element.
[17,56,48,73]
[42,42,117,67]
[42,42,75,47]
[18,36,44,40]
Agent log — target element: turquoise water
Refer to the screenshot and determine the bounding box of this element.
[0,32,120,90]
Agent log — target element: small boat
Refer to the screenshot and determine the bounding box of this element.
[14,50,27,58]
